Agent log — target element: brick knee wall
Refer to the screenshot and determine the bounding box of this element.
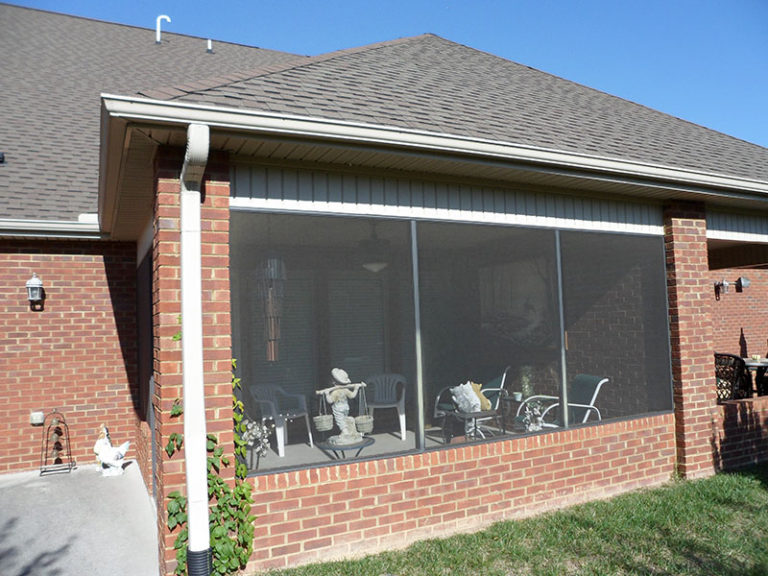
[714,396,768,470]
[247,414,675,572]
[0,240,143,475]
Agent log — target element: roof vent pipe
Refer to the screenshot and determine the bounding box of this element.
[207,39,213,53]
[156,15,171,44]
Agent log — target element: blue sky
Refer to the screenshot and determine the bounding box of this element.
[8,0,768,147]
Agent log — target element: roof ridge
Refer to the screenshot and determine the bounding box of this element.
[137,33,438,101]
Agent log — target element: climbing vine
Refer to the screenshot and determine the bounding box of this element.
[165,359,255,575]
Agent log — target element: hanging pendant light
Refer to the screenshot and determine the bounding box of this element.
[258,257,287,362]
[360,222,390,273]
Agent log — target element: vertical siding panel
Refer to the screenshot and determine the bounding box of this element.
[411,180,424,209]
[298,170,313,202]
[435,182,449,210]
[248,166,267,200]
[385,178,399,207]
[266,167,282,201]
[398,179,412,212]
[313,171,329,203]
[562,196,575,228]
[357,175,372,206]
[370,176,385,206]
[471,186,483,213]
[328,173,342,203]
[508,189,519,216]
[233,165,249,199]
[448,183,461,212]
[342,174,357,204]
[233,165,664,234]
[282,169,298,202]
[422,181,436,210]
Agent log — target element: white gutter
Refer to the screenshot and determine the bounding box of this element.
[101,93,768,199]
[0,217,102,239]
[179,123,211,573]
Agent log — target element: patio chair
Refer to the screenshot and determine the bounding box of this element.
[247,384,313,457]
[433,366,511,439]
[515,374,609,428]
[714,353,753,401]
[364,373,408,440]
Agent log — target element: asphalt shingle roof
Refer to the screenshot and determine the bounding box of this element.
[0,3,302,221]
[3,5,768,226]
[152,33,768,185]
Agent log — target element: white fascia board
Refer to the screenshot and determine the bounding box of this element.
[0,218,102,239]
[101,93,768,198]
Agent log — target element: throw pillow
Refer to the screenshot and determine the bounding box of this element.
[451,382,481,413]
[470,381,492,411]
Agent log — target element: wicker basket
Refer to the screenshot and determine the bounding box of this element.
[355,414,374,434]
[313,414,334,432]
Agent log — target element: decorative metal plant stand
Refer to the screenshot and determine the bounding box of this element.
[40,410,75,475]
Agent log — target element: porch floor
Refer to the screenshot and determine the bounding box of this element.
[0,460,158,576]
[249,425,513,472]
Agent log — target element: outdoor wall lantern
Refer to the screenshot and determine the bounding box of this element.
[714,276,750,300]
[26,272,45,310]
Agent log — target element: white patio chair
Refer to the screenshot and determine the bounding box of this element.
[364,373,408,440]
[248,384,313,457]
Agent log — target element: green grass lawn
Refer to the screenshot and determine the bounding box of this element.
[265,463,768,576]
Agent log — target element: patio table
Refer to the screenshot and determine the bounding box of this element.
[441,409,503,443]
[316,437,374,459]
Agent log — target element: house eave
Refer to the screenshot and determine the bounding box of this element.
[99,93,768,230]
[0,218,103,240]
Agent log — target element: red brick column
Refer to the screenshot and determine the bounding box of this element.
[152,150,233,574]
[664,201,718,478]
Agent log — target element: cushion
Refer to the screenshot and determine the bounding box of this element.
[451,382,481,413]
[470,381,492,411]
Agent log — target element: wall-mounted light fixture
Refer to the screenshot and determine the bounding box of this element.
[26,272,44,310]
[714,276,750,300]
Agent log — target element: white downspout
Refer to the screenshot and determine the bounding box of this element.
[180,123,211,575]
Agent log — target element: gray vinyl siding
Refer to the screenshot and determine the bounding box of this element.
[231,164,664,235]
[707,209,768,243]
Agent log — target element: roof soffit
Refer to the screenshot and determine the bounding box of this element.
[100,94,768,235]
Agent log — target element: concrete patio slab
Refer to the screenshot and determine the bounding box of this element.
[0,461,158,576]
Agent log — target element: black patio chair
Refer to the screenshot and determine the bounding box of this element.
[714,353,753,401]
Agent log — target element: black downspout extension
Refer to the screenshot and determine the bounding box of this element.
[187,547,211,576]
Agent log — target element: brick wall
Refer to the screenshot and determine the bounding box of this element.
[710,268,768,356]
[709,268,768,470]
[247,414,675,572]
[151,151,234,574]
[0,240,143,475]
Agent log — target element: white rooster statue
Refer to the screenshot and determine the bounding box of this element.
[93,424,130,476]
